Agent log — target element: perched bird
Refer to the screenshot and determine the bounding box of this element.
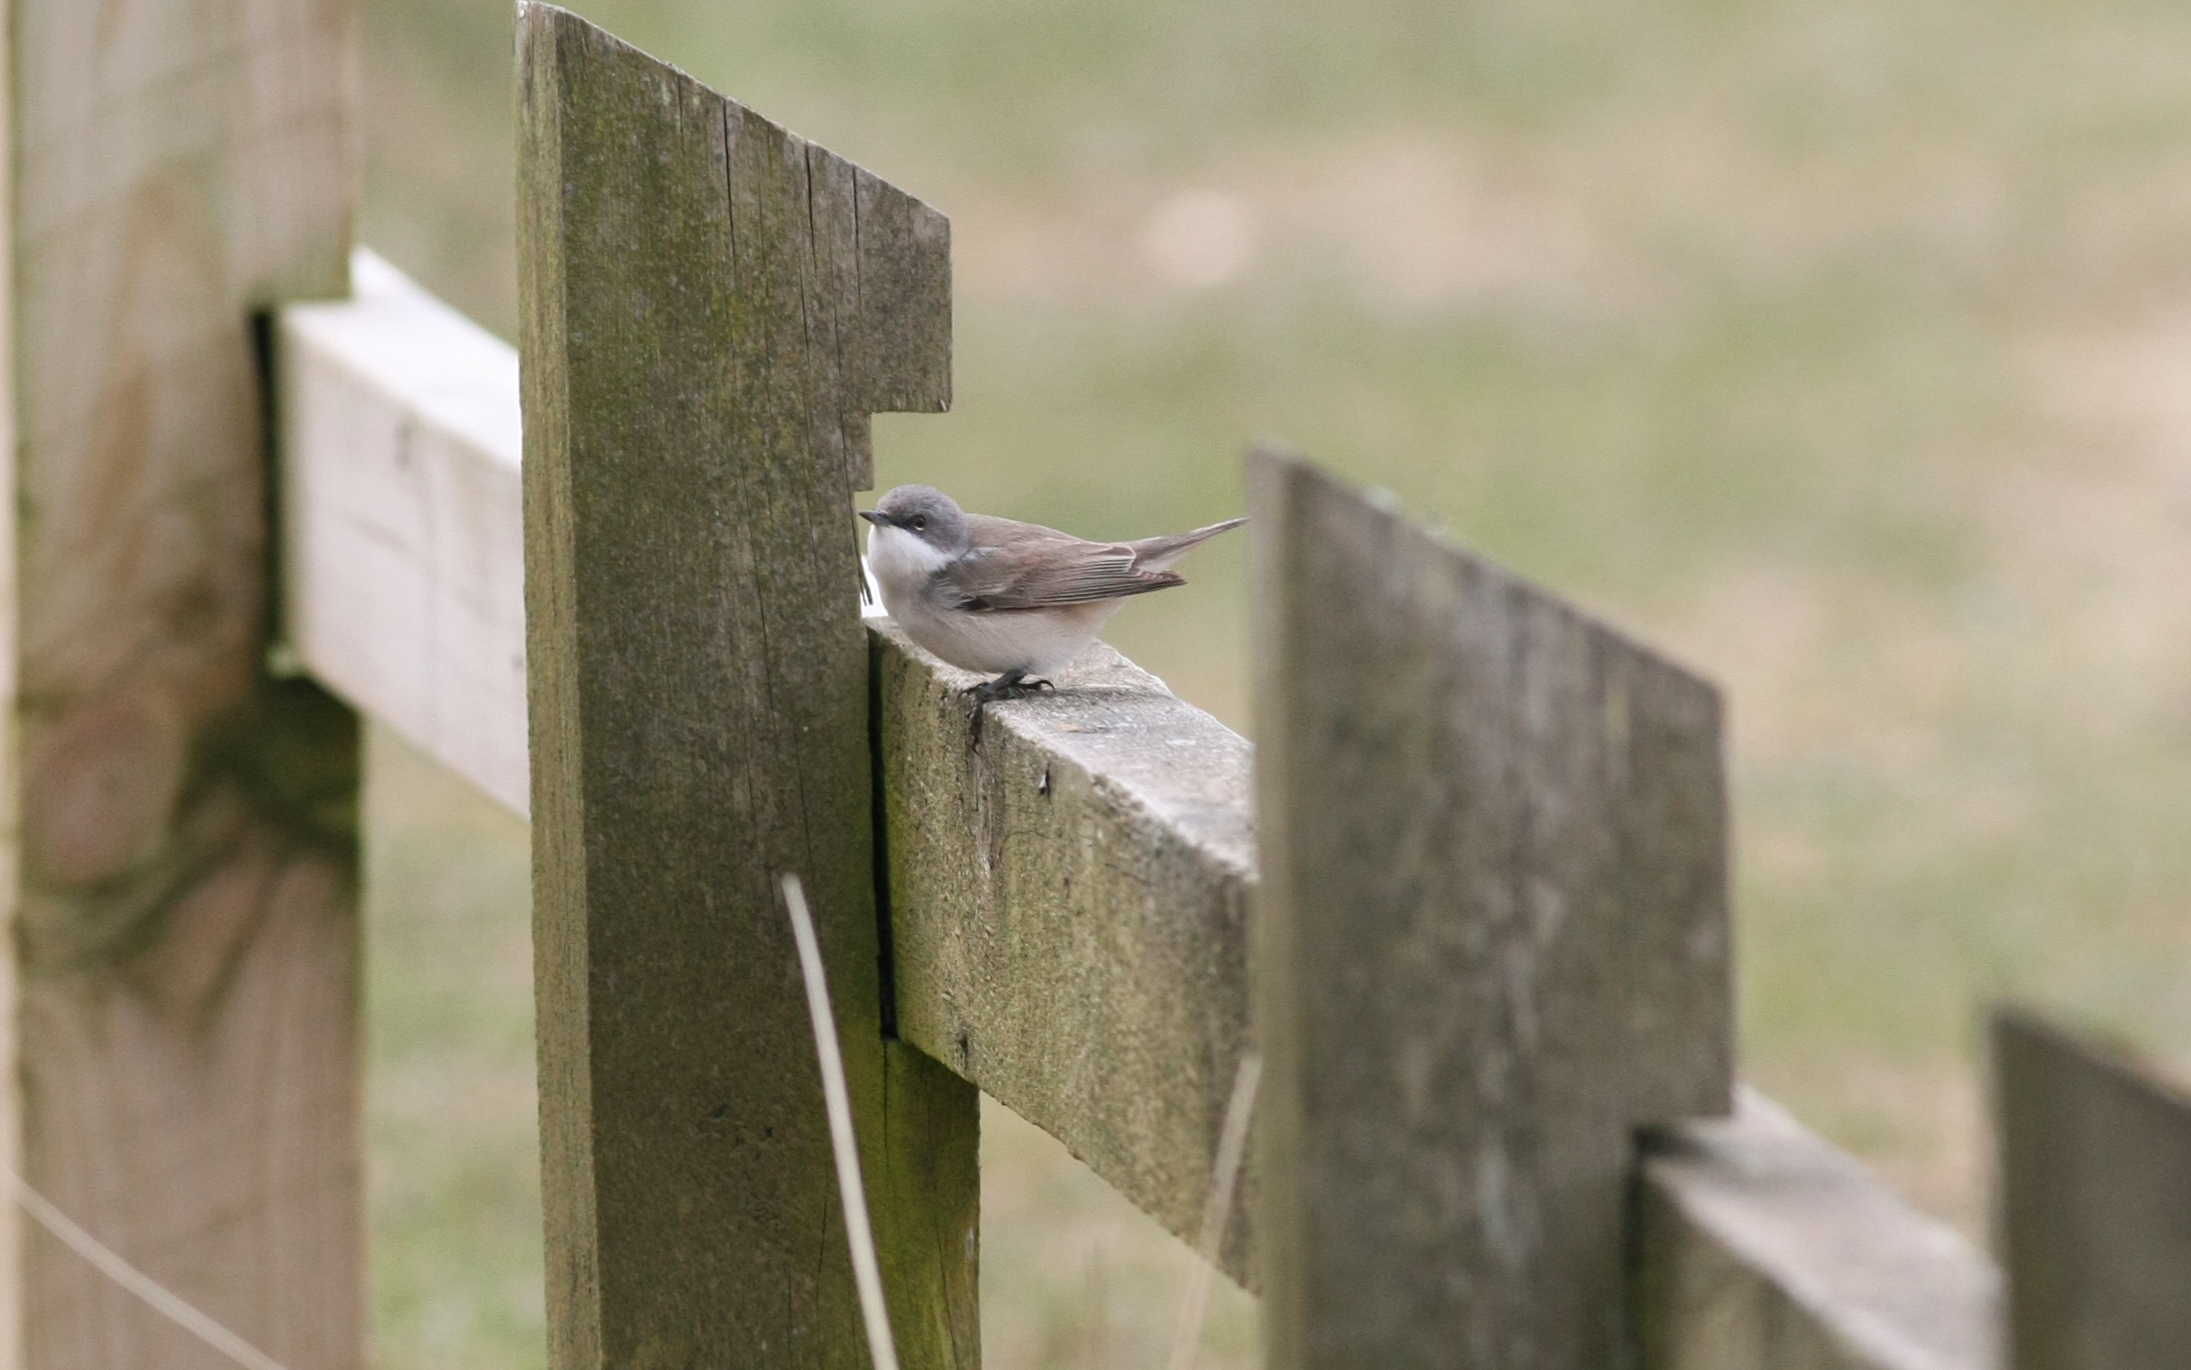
[860,484,1245,702]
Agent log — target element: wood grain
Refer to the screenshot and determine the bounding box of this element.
[1994,1008,2191,1370]
[874,619,1258,1287]
[280,249,528,818]
[517,7,970,1367]
[1249,447,1731,1369]
[10,0,361,1366]
[1638,1090,1999,1370]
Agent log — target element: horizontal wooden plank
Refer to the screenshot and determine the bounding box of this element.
[1638,1089,2000,1370]
[874,619,1260,1287]
[278,249,529,817]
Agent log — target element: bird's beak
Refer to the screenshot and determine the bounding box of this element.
[858,510,886,526]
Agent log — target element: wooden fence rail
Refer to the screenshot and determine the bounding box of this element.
[280,250,529,819]
[877,624,1259,1286]
[1642,1092,1999,1370]
[269,10,2003,1363]
[0,0,2087,1366]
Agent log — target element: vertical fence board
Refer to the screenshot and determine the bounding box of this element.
[1994,1009,2191,1370]
[517,7,971,1367]
[1250,449,1731,1370]
[10,2,361,1367]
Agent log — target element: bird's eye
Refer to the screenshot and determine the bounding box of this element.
[910,516,927,531]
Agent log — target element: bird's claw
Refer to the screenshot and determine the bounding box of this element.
[970,670,1055,705]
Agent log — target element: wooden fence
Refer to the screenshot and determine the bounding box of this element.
[7,0,2189,1367]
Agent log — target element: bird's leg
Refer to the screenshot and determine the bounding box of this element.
[972,669,1028,704]
[971,668,1056,704]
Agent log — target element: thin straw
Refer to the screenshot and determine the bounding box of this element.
[780,873,901,1370]
[1166,1049,1264,1370]
[6,1168,290,1370]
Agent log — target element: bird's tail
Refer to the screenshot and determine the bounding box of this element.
[1127,516,1247,573]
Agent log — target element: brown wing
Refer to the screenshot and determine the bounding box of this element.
[939,522,1185,611]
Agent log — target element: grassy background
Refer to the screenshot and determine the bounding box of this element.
[359,0,2191,1365]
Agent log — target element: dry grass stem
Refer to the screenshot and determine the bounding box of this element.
[8,1170,292,1370]
[1165,1051,1263,1370]
[782,873,902,1370]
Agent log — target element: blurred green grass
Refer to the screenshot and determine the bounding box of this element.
[361,0,2191,1364]
[365,728,543,1368]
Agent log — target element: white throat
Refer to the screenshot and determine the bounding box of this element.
[867,523,952,613]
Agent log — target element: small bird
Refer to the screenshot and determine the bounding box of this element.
[860,485,1245,702]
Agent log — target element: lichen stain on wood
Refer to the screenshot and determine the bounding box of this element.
[518,6,965,1366]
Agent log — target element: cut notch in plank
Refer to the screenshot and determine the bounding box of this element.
[279,248,529,819]
[516,7,972,1367]
[1250,446,1732,1369]
[875,619,1259,1286]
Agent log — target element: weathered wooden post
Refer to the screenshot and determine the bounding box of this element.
[1993,1007,2191,1370]
[517,6,976,1366]
[8,2,363,1366]
[1249,448,1732,1368]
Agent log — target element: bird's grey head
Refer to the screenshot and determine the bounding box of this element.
[860,485,971,554]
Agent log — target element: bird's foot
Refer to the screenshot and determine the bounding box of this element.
[971,669,1056,705]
